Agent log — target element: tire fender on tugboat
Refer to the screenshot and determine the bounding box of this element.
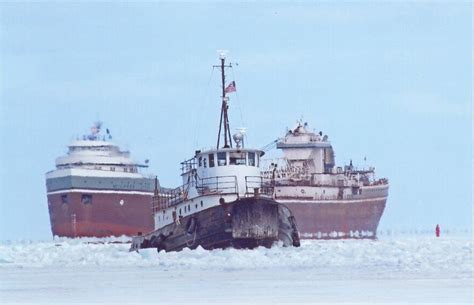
[186,217,197,235]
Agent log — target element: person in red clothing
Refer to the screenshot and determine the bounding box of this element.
[435,224,440,237]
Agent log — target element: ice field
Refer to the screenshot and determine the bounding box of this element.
[0,233,472,304]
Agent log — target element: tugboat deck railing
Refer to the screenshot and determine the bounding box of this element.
[152,175,275,213]
[196,175,238,195]
[244,176,274,197]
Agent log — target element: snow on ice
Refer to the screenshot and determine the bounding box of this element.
[0,234,472,304]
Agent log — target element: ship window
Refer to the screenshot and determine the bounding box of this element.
[198,156,202,167]
[179,208,182,215]
[111,167,115,171]
[61,194,68,204]
[352,187,358,195]
[229,152,246,165]
[124,168,128,172]
[248,152,255,166]
[203,158,207,168]
[195,204,198,209]
[200,200,203,207]
[81,194,92,205]
[209,154,215,167]
[217,152,227,166]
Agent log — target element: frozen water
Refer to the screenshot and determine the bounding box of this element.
[0,235,472,304]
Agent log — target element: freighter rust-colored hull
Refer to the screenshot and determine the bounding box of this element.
[47,191,154,238]
[278,197,387,239]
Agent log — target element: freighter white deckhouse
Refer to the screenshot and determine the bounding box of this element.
[131,53,300,252]
[262,121,389,239]
[45,122,155,237]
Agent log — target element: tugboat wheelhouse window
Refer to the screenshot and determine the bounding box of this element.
[209,154,215,167]
[248,152,256,166]
[229,152,246,165]
[217,152,227,166]
[81,194,93,205]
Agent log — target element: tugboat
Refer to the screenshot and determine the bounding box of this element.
[262,121,389,239]
[131,53,300,252]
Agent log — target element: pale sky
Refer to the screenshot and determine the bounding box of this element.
[0,2,471,240]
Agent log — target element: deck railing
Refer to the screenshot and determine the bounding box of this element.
[152,175,239,212]
[196,175,238,196]
[244,176,274,197]
[152,175,276,213]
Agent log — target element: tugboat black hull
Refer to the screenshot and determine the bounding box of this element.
[130,197,300,252]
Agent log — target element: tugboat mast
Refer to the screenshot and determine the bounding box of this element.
[215,52,233,149]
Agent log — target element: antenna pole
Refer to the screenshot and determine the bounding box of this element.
[221,56,229,148]
[215,53,232,149]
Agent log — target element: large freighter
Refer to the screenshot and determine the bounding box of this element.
[262,121,389,239]
[45,122,155,238]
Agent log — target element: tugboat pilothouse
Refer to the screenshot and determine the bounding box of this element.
[131,53,300,252]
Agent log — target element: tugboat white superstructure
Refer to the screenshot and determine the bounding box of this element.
[131,53,300,252]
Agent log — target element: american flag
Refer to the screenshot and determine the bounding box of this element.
[225,81,236,93]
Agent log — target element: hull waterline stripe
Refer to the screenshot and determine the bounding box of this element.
[47,189,153,196]
[277,196,387,204]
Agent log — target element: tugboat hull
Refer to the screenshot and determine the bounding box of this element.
[130,197,300,252]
